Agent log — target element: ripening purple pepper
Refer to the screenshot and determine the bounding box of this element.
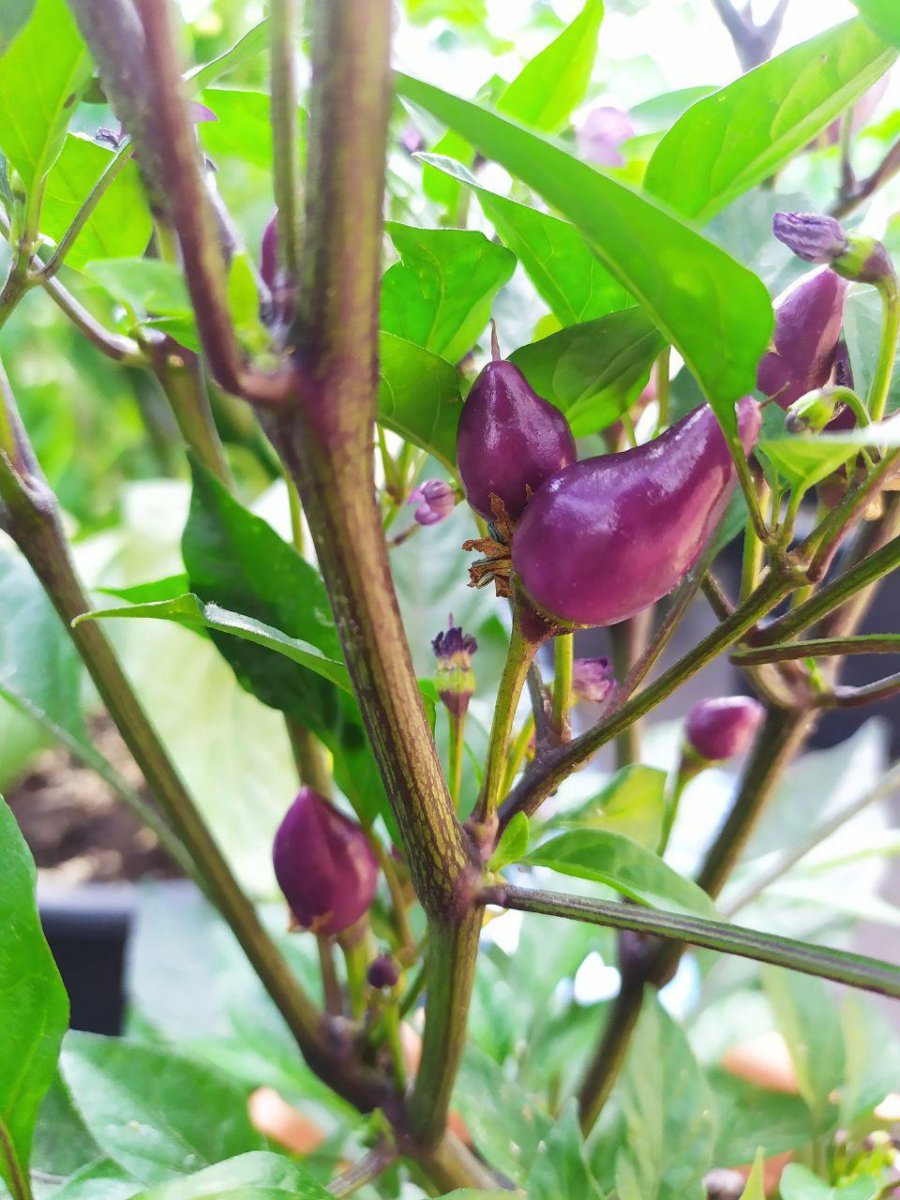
[260,211,279,294]
[756,268,848,410]
[457,352,576,522]
[512,398,762,628]
[273,788,378,936]
[685,696,764,762]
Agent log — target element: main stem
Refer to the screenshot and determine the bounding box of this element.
[269,0,481,1150]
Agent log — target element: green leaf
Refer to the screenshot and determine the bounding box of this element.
[527,1102,604,1200]
[838,996,900,1126]
[377,332,462,470]
[39,135,152,269]
[419,154,629,326]
[851,1,900,47]
[76,594,353,694]
[508,309,663,437]
[130,1151,333,1199]
[51,1158,139,1200]
[0,797,69,1198]
[780,1164,880,1200]
[497,0,604,134]
[84,258,193,319]
[187,22,270,93]
[552,765,668,851]
[740,1150,766,1200]
[59,1033,265,1187]
[645,20,896,223]
[489,811,530,871]
[182,462,388,826]
[226,252,268,355]
[397,72,773,425]
[198,88,276,170]
[763,967,844,1129]
[615,996,717,1200]
[0,0,34,56]
[709,1071,816,1167]
[382,224,515,364]
[525,829,717,917]
[0,0,90,198]
[757,435,857,492]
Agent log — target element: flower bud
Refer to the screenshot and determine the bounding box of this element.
[513,397,761,629]
[432,620,477,718]
[773,212,897,289]
[367,954,400,990]
[273,788,378,936]
[756,268,848,410]
[457,344,576,522]
[576,106,635,168]
[773,211,849,264]
[684,696,764,763]
[408,479,456,526]
[572,656,616,704]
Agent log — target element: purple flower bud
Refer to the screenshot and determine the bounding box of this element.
[367,954,400,989]
[399,123,424,155]
[408,479,456,526]
[273,788,378,936]
[187,101,218,125]
[512,397,761,629]
[576,106,635,168]
[457,351,576,522]
[432,620,477,718]
[260,211,279,294]
[685,696,764,763]
[572,656,616,704]
[757,268,849,410]
[773,212,849,264]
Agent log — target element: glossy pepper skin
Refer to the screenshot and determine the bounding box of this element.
[273,788,378,936]
[457,357,576,521]
[512,397,761,628]
[757,268,849,410]
[685,696,764,762]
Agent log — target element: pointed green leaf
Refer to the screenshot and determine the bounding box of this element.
[763,968,844,1128]
[130,1151,332,1199]
[489,811,530,872]
[0,0,90,197]
[0,797,69,1198]
[525,829,716,917]
[757,435,858,493]
[40,135,152,269]
[397,72,773,425]
[780,1163,880,1200]
[527,1102,604,1200]
[550,764,668,850]
[377,332,462,470]
[382,224,515,363]
[509,309,663,436]
[497,0,604,134]
[851,1,900,47]
[740,1150,767,1200]
[645,20,896,222]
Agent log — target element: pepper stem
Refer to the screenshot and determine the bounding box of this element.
[490,318,501,362]
[551,632,574,736]
[869,276,900,423]
[447,710,467,810]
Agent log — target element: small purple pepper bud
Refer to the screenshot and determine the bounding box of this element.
[572,656,616,704]
[684,696,764,763]
[576,105,635,168]
[512,397,762,629]
[773,212,849,264]
[408,479,456,526]
[273,788,378,936]
[756,268,849,410]
[784,386,845,435]
[774,212,897,290]
[432,620,477,718]
[260,211,279,295]
[367,954,401,990]
[457,330,576,522]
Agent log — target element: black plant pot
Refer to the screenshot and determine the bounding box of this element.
[39,882,135,1036]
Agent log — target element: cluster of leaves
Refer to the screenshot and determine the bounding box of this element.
[1,0,900,1198]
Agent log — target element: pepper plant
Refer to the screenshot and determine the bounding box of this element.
[2,1,900,1197]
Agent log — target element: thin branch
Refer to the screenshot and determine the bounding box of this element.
[756,535,900,648]
[818,670,900,709]
[270,0,302,282]
[723,760,900,916]
[487,883,900,999]
[832,138,900,220]
[733,634,900,664]
[709,0,789,71]
[328,1143,397,1197]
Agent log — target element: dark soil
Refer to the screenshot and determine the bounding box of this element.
[7,717,182,884]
